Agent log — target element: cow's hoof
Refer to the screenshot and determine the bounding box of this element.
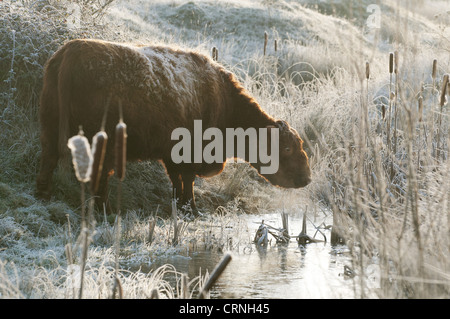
[35,188,51,201]
[180,205,203,220]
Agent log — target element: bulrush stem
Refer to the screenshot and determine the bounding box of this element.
[389,52,394,74]
[436,74,449,161]
[364,62,370,146]
[79,182,88,299]
[387,52,394,154]
[114,122,127,182]
[113,99,127,298]
[417,96,423,171]
[432,59,437,80]
[90,131,108,194]
[392,51,399,181]
[365,61,370,81]
[67,128,94,299]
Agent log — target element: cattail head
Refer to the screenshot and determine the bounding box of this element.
[274,39,278,52]
[432,59,437,79]
[365,61,370,80]
[67,128,92,183]
[212,47,218,61]
[440,74,449,107]
[90,131,108,194]
[389,52,394,74]
[390,91,396,101]
[394,50,399,74]
[418,96,423,122]
[264,31,268,56]
[114,122,127,181]
[382,104,386,120]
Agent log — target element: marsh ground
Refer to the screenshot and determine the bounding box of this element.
[0,0,449,298]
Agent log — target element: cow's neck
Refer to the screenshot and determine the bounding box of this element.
[232,90,276,129]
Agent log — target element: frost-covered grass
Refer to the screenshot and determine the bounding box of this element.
[0,0,449,298]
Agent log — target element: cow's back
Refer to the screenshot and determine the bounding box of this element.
[49,39,230,161]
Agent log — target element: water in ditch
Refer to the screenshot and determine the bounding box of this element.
[148,212,359,299]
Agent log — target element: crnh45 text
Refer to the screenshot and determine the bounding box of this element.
[179,303,269,316]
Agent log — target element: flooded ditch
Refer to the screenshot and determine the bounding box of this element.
[146,212,357,299]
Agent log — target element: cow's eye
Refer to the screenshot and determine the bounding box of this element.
[285,147,291,153]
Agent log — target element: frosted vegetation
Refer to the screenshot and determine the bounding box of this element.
[0,0,449,298]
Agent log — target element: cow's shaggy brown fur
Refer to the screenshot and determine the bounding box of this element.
[36,39,311,211]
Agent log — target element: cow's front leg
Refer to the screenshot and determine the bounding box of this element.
[164,161,183,208]
[181,172,200,215]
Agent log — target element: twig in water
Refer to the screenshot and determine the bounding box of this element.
[254,222,269,246]
[198,253,232,299]
[296,206,323,245]
[280,211,290,242]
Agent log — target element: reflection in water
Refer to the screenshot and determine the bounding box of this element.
[150,213,355,299]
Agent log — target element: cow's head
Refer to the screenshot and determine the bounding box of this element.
[258,120,312,188]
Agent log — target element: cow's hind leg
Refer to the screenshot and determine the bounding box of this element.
[36,132,59,200]
[164,161,183,206]
[36,91,59,200]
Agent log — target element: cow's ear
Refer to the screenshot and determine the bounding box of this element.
[276,120,289,131]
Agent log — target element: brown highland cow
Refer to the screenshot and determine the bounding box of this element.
[36,39,311,211]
